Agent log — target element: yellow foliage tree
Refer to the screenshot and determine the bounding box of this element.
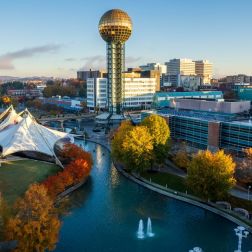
[2,96,11,104]
[141,114,171,166]
[173,142,190,169]
[187,150,236,201]
[111,120,133,162]
[5,184,61,252]
[244,148,252,159]
[141,114,170,146]
[122,126,153,172]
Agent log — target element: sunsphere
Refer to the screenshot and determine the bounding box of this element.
[99,9,132,43]
[98,9,133,115]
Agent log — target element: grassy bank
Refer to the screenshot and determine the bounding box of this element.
[141,171,187,192]
[141,170,252,212]
[0,160,60,205]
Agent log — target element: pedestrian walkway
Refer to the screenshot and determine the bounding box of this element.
[83,121,252,202]
[230,186,252,201]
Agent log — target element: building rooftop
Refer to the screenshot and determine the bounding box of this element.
[155,108,238,122]
[227,120,252,127]
[154,91,223,98]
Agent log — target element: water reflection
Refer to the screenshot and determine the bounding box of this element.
[58,177,94,216]
[54,141,252,252]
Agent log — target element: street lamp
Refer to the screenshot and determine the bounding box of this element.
[234,226,249,252]
[189,247,202,252]
[248,185,251,200]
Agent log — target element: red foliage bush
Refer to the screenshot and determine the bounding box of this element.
[65,159,91,183]
[42,143,93,199]
[61,143,93,168]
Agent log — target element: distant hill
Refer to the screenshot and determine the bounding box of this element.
[0,76,54,82]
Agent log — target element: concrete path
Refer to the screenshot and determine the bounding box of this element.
[230,186,252,201]
[81,120,252,202]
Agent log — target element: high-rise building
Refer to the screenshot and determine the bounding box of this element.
[165,59,195,75]
[139,63,166,91]
[87,78,108,110]
[123,78,156,108]
[99,9,132,114]
[163,58,213,89]
[86,77,156,110]
[140,63,167,74]
[77,69,106,81]
[194,60,213,84]
[76,69,106,98]
[225,74,251,84]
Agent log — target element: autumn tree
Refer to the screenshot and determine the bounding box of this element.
[0,194,11,238]
[111,120,133,162]
[141,114,170,165]
[186,150,236,201]
[2,96,11,105]
[173,142,190,170]
[5,184,61,252]
[235,148,252,184]
[61,143,93,167]
[44,144,93,198]
[121,126,153,172]
[141,114,170,146]
[65,159,91,183]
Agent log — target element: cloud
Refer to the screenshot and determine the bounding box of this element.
[125,56,142,67]
[79,55,142,70]
[80,55,106,70]
[0,44,62,70]
[65,58,76,62]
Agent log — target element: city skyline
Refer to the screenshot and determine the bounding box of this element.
[0,0,252,78]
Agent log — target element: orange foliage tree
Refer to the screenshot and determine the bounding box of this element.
[65,159,91,183]
[43,143,93,199]
[5,184,61,252]
[61,143,93,167]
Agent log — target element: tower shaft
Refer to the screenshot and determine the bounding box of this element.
[107,42,125,114]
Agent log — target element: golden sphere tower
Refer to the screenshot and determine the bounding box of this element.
[99,9,132,114]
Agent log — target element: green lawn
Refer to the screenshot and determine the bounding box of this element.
[141,170,252,212]
[141,171,187,193]
[0,160,60,205]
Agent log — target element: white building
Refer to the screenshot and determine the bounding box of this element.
[123,78,156,108]
[140,63,167,74]
[164,58,213,88]
[194,60,213,84]
[165,59,196,75]
[87,78,108,110]
[87,77,156,110]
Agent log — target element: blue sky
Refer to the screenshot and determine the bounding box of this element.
[0,0,251,78]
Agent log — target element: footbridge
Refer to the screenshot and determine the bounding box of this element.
[37,114,95,128]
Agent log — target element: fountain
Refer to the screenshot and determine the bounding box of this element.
[147,217,154,237]
[189,247,202,252]
[137,219,145,239]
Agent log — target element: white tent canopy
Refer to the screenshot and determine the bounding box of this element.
[0,106,12,121]
[0,111,73,157]
[0,108,22,132]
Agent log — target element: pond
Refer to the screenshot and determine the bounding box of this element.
[54,140,252,252]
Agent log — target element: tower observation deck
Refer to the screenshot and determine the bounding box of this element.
[99,9,132,114]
